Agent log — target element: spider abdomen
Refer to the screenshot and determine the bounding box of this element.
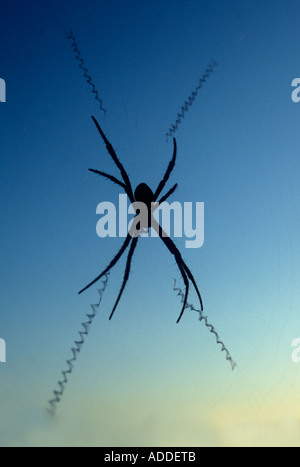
[134,183,154,207]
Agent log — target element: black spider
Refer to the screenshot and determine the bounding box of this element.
[79,116,203,323]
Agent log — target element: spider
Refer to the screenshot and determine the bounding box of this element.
[78,116,204,323]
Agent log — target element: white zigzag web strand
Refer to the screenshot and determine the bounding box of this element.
[65,29,107,117]
[47,272,234,415]
[47,274,110,415]
[166,60,218,140]
[173,279,237,371]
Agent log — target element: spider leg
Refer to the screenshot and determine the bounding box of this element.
[89,168,127,191]
[91,116,135,202]
[182,262,204,311]
[175,261,189,323]
[109,236,138,320]
[159,233,203,321]
[158,183,178,204]
[78,233,132,294]
[154,138,177,201]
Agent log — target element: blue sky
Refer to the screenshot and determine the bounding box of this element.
[1,0,300,447]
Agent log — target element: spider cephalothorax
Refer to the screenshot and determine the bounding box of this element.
[79,116,203,323]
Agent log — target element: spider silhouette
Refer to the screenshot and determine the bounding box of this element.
[79,116,203,323]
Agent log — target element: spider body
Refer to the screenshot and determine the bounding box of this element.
[134,183,154,215]
[133,183,155,231]
[134,183,153,204]
[79,116,203,323]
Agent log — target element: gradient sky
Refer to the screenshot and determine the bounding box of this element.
[1,0,300,447]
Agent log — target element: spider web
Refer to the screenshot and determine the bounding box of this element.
[65,29,107,117]
[47,274,109,416]
[165,59,218,140]
[173,279,237,371]
[46,40,232,415]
